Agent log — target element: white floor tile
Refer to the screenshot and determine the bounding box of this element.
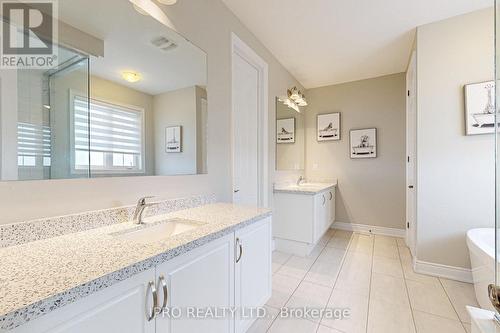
[373,242,399,259]
[326,236,351,250]
[246,306,279,333]
[406,279,459,320]
[304,260,342,288]
[399,246,412,263]
[316,247,347,264]
[463,323,471,333]
[413,311,466,333]
[367,297,416,333]
[349,234,374,254]
[273,251,292,265]
[277,256,316,280]
[266,273,302,308]
[321,288,369,333]
[374,235,398,246]
[440,278,479,324]
[286,281,332,322]
[272,262,282,274]
[401,260,441,286]
[332,230,353,239]
[306,244,326,261]
[372,256,403,278]
[370,272,409,306]
[397,237,408,247]
[268,317,318,333]
[317,324,344,333]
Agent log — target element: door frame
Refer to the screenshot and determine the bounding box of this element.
[406,50,417,256]
[231,33,269,207]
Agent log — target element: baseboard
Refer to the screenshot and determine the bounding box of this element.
[332,221,405,238]
[414,259,473,283]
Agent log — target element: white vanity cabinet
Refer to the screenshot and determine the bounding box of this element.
[8,218,272,333]
[11,268,157,333]
[234,217,272,333]
[155,233,235,333]
[274,185,336,256]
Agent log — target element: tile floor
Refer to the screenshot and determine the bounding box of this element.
[249,229,479,333]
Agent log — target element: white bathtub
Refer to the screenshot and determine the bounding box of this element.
[466,228,495,311]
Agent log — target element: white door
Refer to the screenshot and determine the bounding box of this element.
[234,218,272,333]
[406,50,417,256]
[11,268,156,333]
[231,34,268,207]
[155,234,234,333]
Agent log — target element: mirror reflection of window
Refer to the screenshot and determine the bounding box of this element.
[0,0,208,181]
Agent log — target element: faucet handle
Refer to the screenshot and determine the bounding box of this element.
[137,196,155,205]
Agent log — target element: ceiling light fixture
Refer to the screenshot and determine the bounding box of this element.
[122,71,142,83]
[279,87,307,113]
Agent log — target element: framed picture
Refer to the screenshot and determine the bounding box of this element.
[317,112,340,141]
[165,126,182,153]
[276,118,295,143]
[350,128,377,159]
[464,81,496,135]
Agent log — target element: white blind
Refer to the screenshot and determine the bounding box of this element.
[17,122,51,157]
[73,95,143,155]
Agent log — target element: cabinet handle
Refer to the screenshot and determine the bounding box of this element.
[158,275,168,311]
[146,280,158,321]
[236,237,243,263]
[329,192,333,200]
[322,194,326,205]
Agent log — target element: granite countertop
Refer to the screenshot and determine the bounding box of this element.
[273,182,337,195]
[0,203,271,331]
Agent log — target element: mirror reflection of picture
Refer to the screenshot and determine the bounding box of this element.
[276,118,295,143]
[350,128,377,159]
[464,81,497,135]
[317,113,340,141]
[166,126,182,153]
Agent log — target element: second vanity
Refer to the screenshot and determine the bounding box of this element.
[273,182,336,256]
[0,200,271,333]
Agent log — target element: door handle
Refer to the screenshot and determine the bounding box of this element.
[236,237,243,263]
[158,275,168,312]
[146,280,158,321]
[408,185,414,189]
[329,192,333,200]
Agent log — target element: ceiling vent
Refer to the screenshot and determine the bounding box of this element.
[151,36,178,52]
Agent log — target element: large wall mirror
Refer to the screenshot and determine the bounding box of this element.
[0,0,208,181]
[275,97,305,170]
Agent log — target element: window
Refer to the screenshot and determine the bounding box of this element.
[17,122,51,167]
[73,95,144,173]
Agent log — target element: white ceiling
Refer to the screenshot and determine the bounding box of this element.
[58,0,207,95]
[222,0,492,88]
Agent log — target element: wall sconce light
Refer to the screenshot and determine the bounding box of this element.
[279,86,308,113]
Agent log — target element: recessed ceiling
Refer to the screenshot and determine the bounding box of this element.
[222,0,493,88]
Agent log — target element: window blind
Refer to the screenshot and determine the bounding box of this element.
[73,95,143,156]
[17,122,51,158]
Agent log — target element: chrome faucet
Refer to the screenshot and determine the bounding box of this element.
[297,176,304,186]
[133,196,155,225]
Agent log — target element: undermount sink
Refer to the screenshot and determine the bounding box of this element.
[111,218,205,244]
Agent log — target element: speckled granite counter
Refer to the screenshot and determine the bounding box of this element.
[273,182,337,195]
[0,203,271,331]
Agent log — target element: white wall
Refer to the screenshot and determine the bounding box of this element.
[416,8,494,269]
[276,100,305,171]
[0,0,302,224]
[305,73,406,230]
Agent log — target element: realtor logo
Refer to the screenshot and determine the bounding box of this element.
[1,0,58,68]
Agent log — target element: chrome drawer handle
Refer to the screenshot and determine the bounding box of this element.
[158,275,168,311]
[236,238,243,263]
[322,194,326,205]
[146,280,158,321]
[329,192,333,200]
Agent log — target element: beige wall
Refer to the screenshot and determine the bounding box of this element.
[416,8,494,269]
[0,0,302,224]
[305,73,406,230]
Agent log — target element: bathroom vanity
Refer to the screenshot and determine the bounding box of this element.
[273,182,336,256]
[0,201,272,333]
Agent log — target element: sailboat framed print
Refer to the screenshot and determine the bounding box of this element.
[464,81,496,135]
[350,128,377,159]
[276,118,295,143]
[317,112,340,141]
[165,126,182,153]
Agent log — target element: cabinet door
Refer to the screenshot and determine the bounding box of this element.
[234,217,272,333]
[11,269,156,333]
[155,234,235,333]
[329,189,336,226]
[313,192,326,243]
